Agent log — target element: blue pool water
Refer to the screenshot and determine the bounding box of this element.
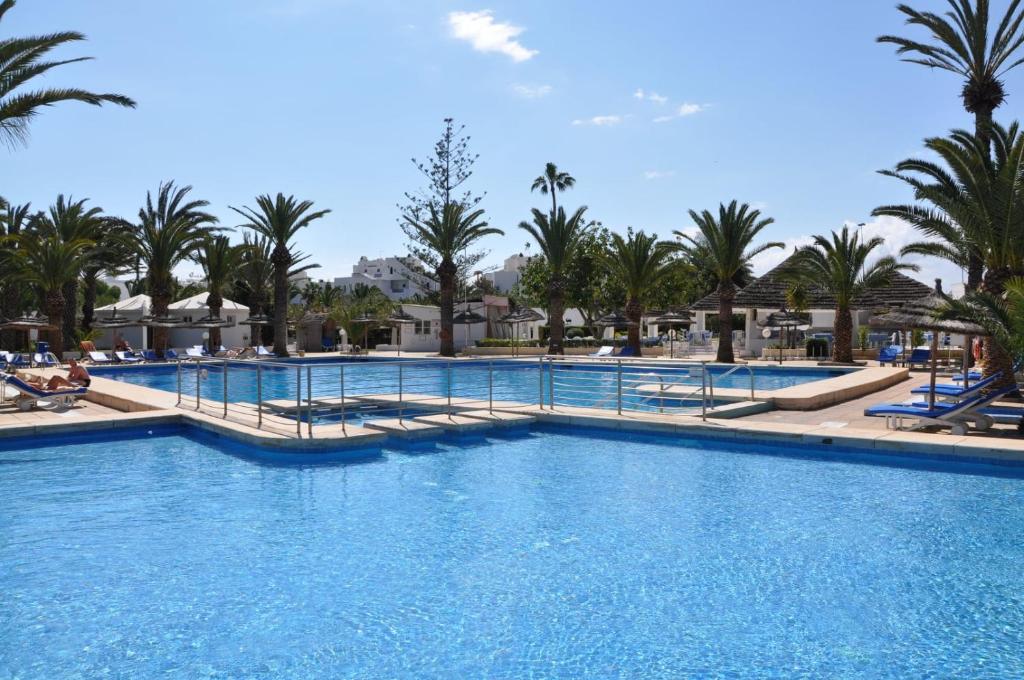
[1,426,1022,677]
[91,360,854,412]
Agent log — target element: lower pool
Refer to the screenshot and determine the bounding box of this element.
[2,426,1022,677]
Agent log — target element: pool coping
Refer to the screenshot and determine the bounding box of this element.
[6,366,1021,467]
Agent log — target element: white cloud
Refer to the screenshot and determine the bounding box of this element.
[512,83,552,98]
[571,115,624,127]
[644,170,674,180]
[448,10,537,62]
[633,88,667,104]
[653,102,706,123]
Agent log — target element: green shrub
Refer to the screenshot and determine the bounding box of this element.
[475,338,542,348]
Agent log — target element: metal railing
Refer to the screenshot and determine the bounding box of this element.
[173,355,762,437]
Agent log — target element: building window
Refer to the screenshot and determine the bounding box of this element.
[414,320,431,335]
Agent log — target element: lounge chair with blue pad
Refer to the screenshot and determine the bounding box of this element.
[87,351,112,364]
[617,346,639,358]
[32,352,60,368]
[911,372,1001,399]
[877,345,903,366]
[140,350,160,362]
[864,385,1013,435]
[1,374,88,411]
[588,345,614,358]
[114,351,142,363]
[185,347,205,358]
[905,347,931,369]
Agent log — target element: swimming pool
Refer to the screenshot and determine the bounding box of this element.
[91,359,855,413]
[2,425,1021,677]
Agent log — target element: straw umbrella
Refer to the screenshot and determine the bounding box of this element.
[870,280,987,408]
[453,308,487,353]
[139,314,187,352]
[651,310,693,359]
[498,308,542,357]
[758,308,810,365]
[385,308,416,356]
[349,311,377,351]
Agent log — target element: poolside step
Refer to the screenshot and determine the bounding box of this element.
[362,417,445,439]
[411,413,495,433]
[705,400,774,419]
[458,410,536,427]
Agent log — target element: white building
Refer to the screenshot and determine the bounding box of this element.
[167,294,251,349]
[484,253,531,293]
[94,294,152,350]
[334,256,435,301]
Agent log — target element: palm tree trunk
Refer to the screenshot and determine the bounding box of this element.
[716,282,735,363]
[438,259,456,357]
[625,297,642,355]
[547,278,566,355]
[833,305,853,363]
[271,247,290,357]
[45,289,65,358]
[151,291,171,352]
[208,290,223,349]
[81,269,98,332]
[61,279,77,352]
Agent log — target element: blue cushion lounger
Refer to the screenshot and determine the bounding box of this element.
[256,346,277,358]
[140,350,160,362]
[164,349,179,361]
[877,345,903,366]
[905,347,931,368]
[588,345,614,358]
[114,351,143,363]
[32,352,60,368]
[617,346,639,358]
[910,372,1001,398]
[6,353,30,369]
[88,351,112,364]
[185,347,205,358]
[1,374,87,411]
[864,385,1013,435]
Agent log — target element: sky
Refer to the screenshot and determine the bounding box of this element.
[6,0,1024,289]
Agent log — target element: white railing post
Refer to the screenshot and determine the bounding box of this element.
[306,365,313,439]
[296,366,302,438]
[256,362,263,429]
[616,359,623,415]
[701,362,707,421]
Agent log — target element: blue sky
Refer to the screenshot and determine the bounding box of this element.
[6,0,1024,287]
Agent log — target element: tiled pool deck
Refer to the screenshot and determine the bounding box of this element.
[3,359,1023,465]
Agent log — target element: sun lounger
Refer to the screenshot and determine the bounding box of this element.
[164,349,180,361]
[904,348,931,369]
[911,372,1000,399]
[140,350,160,362]
[877,345,903,366]
[256,346,277,358]
[88,351,112,364]
[185,348,205,358]
[32,352,60,368]
[3,352,29,369]
[617,346,639,358]
[114,351,142,363]
[864,385,1013,435]
[588,345,614,358]
[1,374,87,411]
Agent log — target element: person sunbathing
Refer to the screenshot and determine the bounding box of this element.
[24,374,77,392]
[66,359,91,387]
[25,360,91,391]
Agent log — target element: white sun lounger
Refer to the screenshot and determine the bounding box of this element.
[88,351,112,364]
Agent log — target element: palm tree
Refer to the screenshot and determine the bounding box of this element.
[519,206,590,354]
[879,0,1024,289]
[402,202,503,356]
[0,200,32,348]
[196,236,242,348]
[784,227,918,363]
[0,0,135,148]
[230,194,329,357]
[131,182,219,351]
[530,163,576,214]
[3,232,92,357]
[875,122,1024,386]
[677,201,782,363]
[605,230,677,355]
[32,195,108,348]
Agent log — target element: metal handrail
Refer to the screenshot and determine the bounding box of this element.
[709,363,756,401]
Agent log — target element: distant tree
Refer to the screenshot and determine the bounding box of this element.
[196,235,242,348]
[0,200,34,348]
[93,279,121,309]
[0,0,135,148]
[530,163,576,214]
[519,206,590,354]
[231,194,328,356]
[604,229,677,355]
[677,201,782,363]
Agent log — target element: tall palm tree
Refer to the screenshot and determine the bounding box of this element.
[80,217,134,333]
[677,201,782,363]
[879,0,1024,289]
[874,122,1024,386]
[0,0,135,148]
[230,194,328,357]
[784,226,918,363]
[0,200,32,348]
[32,195,107,348]
[530,163,576,215]
[196,236,242,348]
[3,232,92,357]
[605,230,677,355]
[131,182,219,351]
[519,205,590,354]
[402,202,503,356]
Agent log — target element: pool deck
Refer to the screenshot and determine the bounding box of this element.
[3,363,1024,465]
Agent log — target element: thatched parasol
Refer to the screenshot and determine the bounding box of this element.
[383,308,416,356]
[139,314,187,328]
[1,314,55,330]
[651,311,693,358]
[498,308,544,356]
[870,279,988,408]
[596,311,638,328]
[189,315,235,329]
[92,307,136,329]
[757,309,810,364]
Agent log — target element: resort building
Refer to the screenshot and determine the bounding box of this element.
[93,293,152,350]
[167,294,251,349]
[688,253,933,356]
[483,253,530,293]
[333,255,436,300]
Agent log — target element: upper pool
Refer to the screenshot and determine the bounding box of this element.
[91,359,856,412]
[1,425,1021,677]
